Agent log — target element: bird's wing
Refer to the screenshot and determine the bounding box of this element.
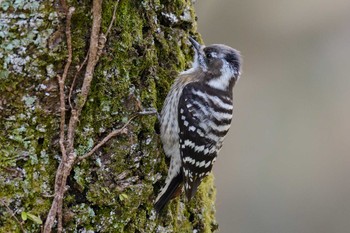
[178,82,232,200]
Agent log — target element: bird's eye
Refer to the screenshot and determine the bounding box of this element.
[206,53,212,59]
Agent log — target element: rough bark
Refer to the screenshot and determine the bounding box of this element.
[0,0,218,232]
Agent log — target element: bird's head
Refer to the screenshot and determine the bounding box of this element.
[189,37,242,90]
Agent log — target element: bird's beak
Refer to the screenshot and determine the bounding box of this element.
[189,37,207,71]
[189,37,201,53]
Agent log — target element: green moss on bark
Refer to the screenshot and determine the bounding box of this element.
[0,0,218,232]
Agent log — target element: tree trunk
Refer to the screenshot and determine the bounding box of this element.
[0,0,217,232]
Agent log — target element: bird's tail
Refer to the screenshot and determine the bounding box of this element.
[184,177,202,201]
[154,173,183,213]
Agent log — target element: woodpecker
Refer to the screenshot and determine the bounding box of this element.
[154,37,242,213]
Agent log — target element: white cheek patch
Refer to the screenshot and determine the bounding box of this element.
[207,60,235,91]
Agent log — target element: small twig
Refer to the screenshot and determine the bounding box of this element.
[0,199,26,233]
[48,6,75,233]
[105,2,119,38]
[57,203,63,233]
[58,6,75,162]
[58,74,67,162]
[96,2,119,60]
[43,5,75,233]
[68,1,119,112]
[60,6,75,86]
[137,108,158,116]
[59,0,68,13]
[76,115,137,163]
[66,0,102,150]
[76,109,158,163]
[68,54,89,110]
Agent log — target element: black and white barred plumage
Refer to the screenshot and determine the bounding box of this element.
[154,37,242,213]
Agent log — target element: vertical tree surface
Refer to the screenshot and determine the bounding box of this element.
[0,0,217,232]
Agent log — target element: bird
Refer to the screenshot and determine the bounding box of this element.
[154,37,242,213]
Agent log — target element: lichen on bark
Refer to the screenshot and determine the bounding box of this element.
[0,0,218,232]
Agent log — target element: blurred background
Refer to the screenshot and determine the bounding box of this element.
[194,1,350,232]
